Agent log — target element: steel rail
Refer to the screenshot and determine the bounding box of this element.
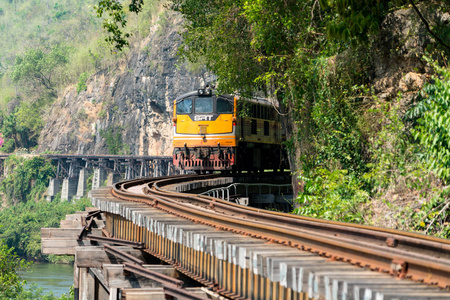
[111,175,450,288]
[87,234,145,249]
[145,188,450,287]
[163,284,210,300]
[154,176,450,247]
[103,244,145,265]
[151,176,450,259]
[123,262,184,288]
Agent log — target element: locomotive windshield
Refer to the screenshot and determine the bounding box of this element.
[194,97,213,113]
[217,97,233,113]
[176,98,192,114]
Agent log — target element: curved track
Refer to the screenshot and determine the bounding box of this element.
[111,174,450,289]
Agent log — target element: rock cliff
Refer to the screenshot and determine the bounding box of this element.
[37,11,211,156]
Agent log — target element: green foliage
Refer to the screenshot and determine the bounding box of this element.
[0,0,125,145]
[410,193,450,238]
[170,0,318,96]
[0,239,30,298]
[295,169,368,223]
[0,198,91,260]
[306,57,367,175]
[11,45,69,95]
[95,0,144,51]
[362,99,413,192]
[0,239,74,299]
[321,0,407,45]
[1,156,55,205]
[1,139,15,153]
[76,72,89,94]
[0,97,49,152]
[409,62,450,182]
[99,125,127,154]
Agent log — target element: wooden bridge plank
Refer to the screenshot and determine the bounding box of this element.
[75,246,145,268]
[60,220,83,229]
[121,288,166,300]
[41,238,91,255]
[41,228,102,239]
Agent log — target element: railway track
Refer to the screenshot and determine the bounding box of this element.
[93,174,450,299]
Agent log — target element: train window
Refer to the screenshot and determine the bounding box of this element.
[176,98,192,114]
[251,119,257,134]
[264,121,269,136]
[194,97,213,113]
[217,97,233,113]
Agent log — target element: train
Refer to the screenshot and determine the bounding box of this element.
[172,87,288,173]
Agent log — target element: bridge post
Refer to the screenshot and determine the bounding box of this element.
[78,268,96,300]
[163,160,169,176]
[124,159,139,180]
[158,160,166,177]
[92,168,107,190]
[138,159,151,178]
[107,172,122,186]
[109,288,118,300]
[153,160,161,177]
[61,177,79,202]
[74,262,79,300]
[46,178,63,202]
[75,168,92,200]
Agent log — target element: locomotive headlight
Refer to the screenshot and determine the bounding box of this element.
[198,89,204,96]
[204,88,212,96]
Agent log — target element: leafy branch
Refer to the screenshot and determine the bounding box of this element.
[95,0,144,51]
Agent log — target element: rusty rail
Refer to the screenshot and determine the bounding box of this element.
[163,284,210,300]
[123,262,184,288]
[103,244,145,265]
[110,175,450,289]
[87,234,145,249]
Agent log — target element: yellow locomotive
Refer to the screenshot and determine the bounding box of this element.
[172,87,288,173]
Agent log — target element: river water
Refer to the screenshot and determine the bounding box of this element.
[21,263,74,297]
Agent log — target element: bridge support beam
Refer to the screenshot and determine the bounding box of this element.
[41,155,176,197]
[79,268,96,300]
[75,168,92,199]
[74,252,187,299]
[92,168,107,189]
[107,173,122,186]
[152,161,166,178]
[46,178,63,202]
[61,177,79,202]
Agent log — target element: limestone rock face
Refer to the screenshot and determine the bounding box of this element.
[371,5,449,102]
[38,12,211,156]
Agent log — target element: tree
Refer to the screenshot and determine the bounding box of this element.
[11,45,69,96]
[0,238,75,299]
[95,0,144,51]
[0,101,44,151]
[410,62,450,181]
[0,239,30,299]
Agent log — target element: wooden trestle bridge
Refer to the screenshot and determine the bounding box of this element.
[42,174,450,300]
